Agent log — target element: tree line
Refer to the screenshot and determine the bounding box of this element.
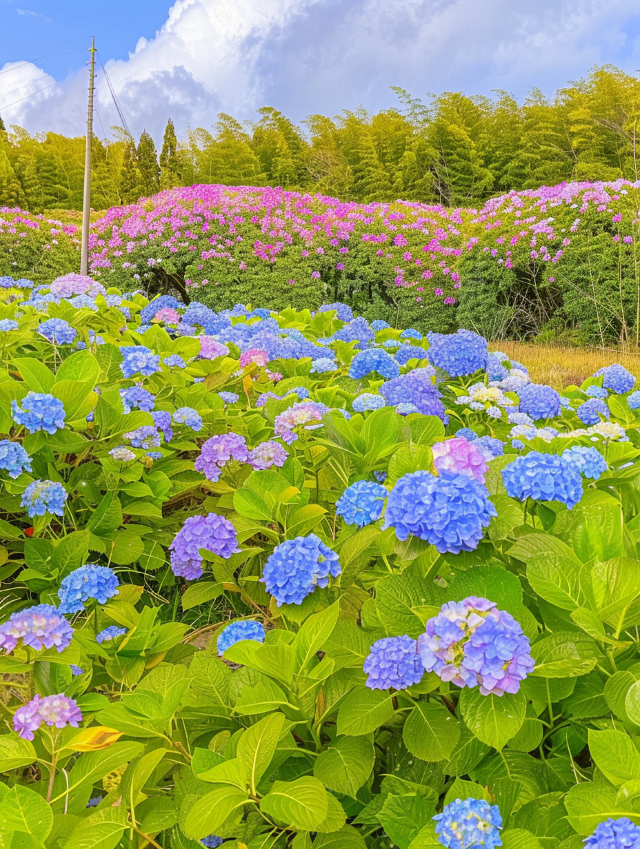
[2,65,640,213]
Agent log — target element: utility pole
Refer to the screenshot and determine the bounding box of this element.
[80,36,96,276]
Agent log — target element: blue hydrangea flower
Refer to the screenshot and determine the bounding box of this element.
[596,364,636,394]
[124,426,161,450]
[38,318,77,345]
[119,345,161,378]
[486,355,510,381]
[401,328,422,340]
[628,391,640,410]
[396,403,419,415]
[517,383,561,420]
[336,481,387,527]
[456,428,478,441]
[0,440,32,478]
[201,837,223,849]
[585,385,609,399]
[109,446,136,462]
[0,319,18,331]
[363,635,424,690]
[349,348,400,380]
[151,411,173,441]
[217,621,266,655]
[585,818,640,849]
[58,565,119,614]
[374,471,387,483]
[163,354,186,368]
[427,330,488,377]
[261,534,341,606]
[96,626,127,644]
[286,387,310,400]
[353,393,385,412]
[577,398,610,426]
[372,320,390,330]
[379,369,447,421]
[70,665,84,676]
[219,392,239,404]
[333,316,375,348]
[383,339,402,349]
[120,386,156,414]
[12,393,65,434]
[502,452,583,509]
[252,308,272,319]
[395,344,430,365]
[508,411,534,426]
[318,302,353,322]
[21,480,67,517]
[173,407,203,431]
[562,446,608,480]
[139,295,181,324]
[311,358,337,374]
[383,470,497,554]
[434,798,503,849]
[474,436,505,461]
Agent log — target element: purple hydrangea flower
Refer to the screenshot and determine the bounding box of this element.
[173,407,203,431]
[274,402,327,444]
[261,534,341,606]
[50,273,104,298]
[197,337,230,360]
[562,446,608,480]
[120,386,156,414]
[195,433,250,481]
[152,410,173,441]
[22,480,67,517]
[0,604,72,653]
[14,694,82,740]
[139,295,181,324]
[333,316,374,348]
[336,481,387,527]
[217,620,266,655]
[517,383,561,420]
[502,452,583,509]
[0,439,32,478]
[585,818,640,849]
[0,319,18,331]
[474,436,505,461]
[12,392,66,434]
[96,626,127,644]
[577,398,610,426]
[124,426,161,450]
[38,318,77,345]
[432,438,488,484]
[201,837,223,848]
[379,368,447,421]
[170,513,240,580]
[384,470,497,554]
[119,346,161,378]
[363,635,424,690]
[249,441,288,470]
[318,302,354,322]
[349,349,400,380]
[434,798,503,849]
[58,565,119,614]
[218,392,239,404]
[163,354,186,368]
[418,597,534,696]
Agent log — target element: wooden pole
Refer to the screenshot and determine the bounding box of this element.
[80,36,96,275]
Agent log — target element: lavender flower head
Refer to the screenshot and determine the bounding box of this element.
[434,798,503,849]
[12,392,65,434]
[109,446,136,462]
[197,337,230,360]
[379,369,447,421]
[418,597,534,696]
[170,513,240,580]
[22,480,67,517]
[124,426,161,450]
[249,441,288,470]
[195,433,250,481]
[58,565,119,614]
[261,534,341,605]
[201,837,223,848]
[0,439,32,478]
[364,635,424,690]
[432,438,489,484]
[152,410,173,442]
[336,480,387,527]
[50,273,105,298]
[120,386,156,414]
[274,402,326,444]
[217,620,266,655]
[383,471,497,554]
[0,604,73,653]
[14,694,82,740]
[219,391,239,405]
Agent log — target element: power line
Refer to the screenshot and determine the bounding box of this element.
[96,52,130,137]
[0,79,58,111]
[0,51,87,77]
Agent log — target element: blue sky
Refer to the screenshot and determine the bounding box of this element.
[3,0,640,141]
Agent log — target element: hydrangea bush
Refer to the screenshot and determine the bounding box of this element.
[0,277,638,847]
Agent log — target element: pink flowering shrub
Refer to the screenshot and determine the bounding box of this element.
[0,208,80,286]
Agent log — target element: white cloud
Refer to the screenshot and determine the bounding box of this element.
[1,0,640,141]
[16,8,51,21]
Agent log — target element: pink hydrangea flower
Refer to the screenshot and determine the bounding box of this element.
[197,337,229,360]
[432,437,489,484]
[240,349,270,368]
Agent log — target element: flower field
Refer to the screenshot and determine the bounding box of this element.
[1,271,640,847]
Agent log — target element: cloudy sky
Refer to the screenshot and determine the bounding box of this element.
[2,0,640,142]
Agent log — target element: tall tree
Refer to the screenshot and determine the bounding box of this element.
[160,118,181,189]
[119,139,143,204]
[137,130,160,196]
